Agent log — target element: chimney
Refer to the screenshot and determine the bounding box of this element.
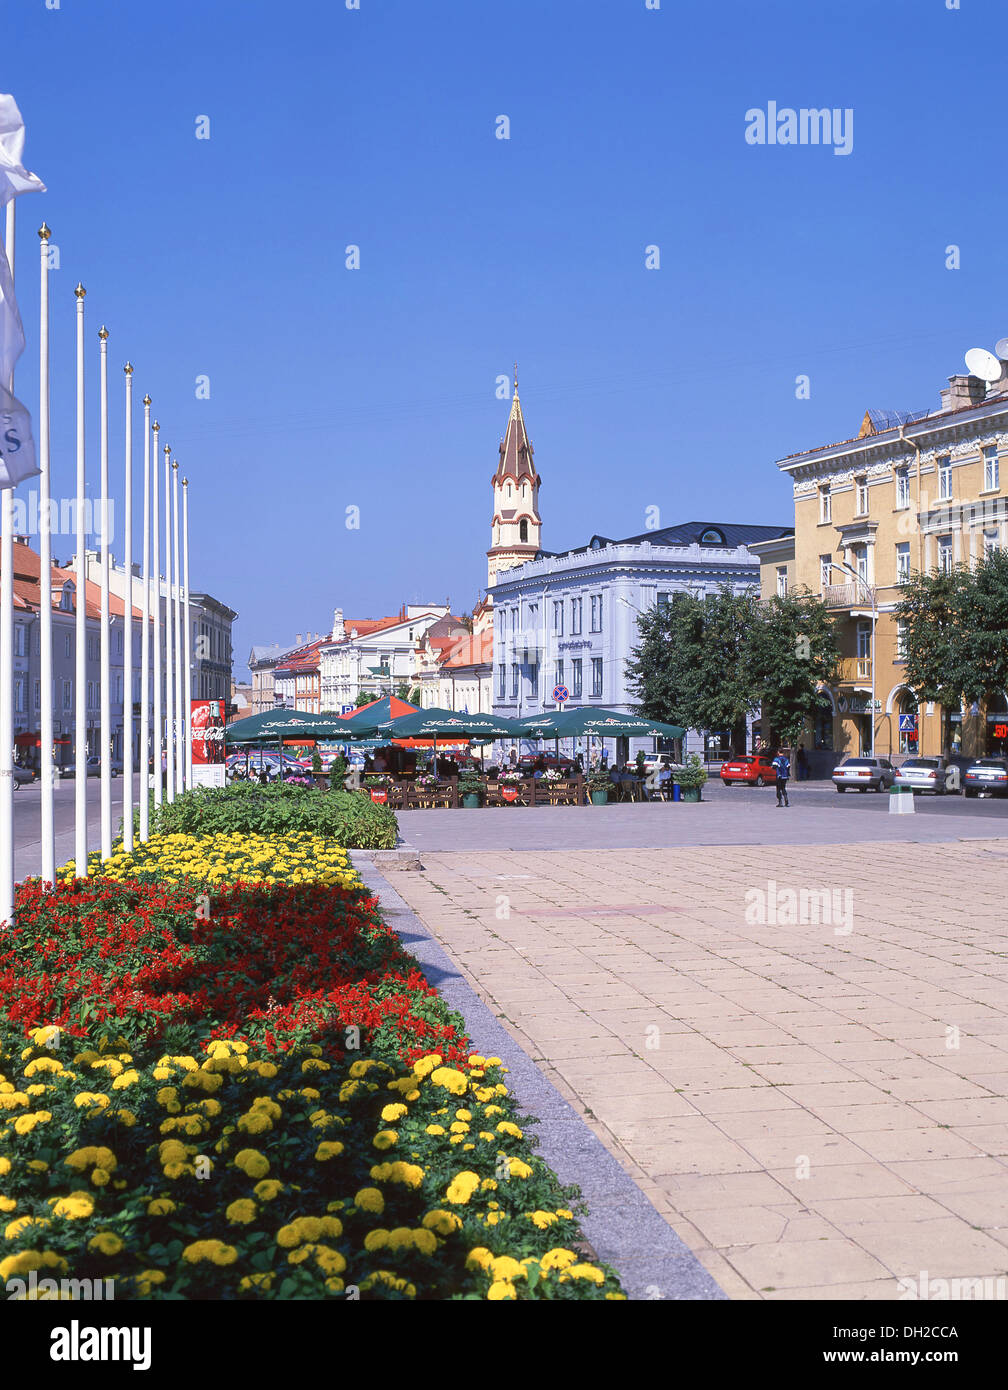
[295,633,302,646]
[332,607,344,641]
[941,374,987,412]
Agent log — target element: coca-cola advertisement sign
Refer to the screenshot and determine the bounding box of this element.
[191,699,226,788]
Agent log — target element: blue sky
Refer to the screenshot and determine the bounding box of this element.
[5,0,1006,673]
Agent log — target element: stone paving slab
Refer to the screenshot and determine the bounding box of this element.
[389,837,1008,1300]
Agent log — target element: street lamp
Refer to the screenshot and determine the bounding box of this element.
[827,558,878,756]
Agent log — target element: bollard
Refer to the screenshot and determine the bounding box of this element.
[889,785,915,815]
[672,783,682,802]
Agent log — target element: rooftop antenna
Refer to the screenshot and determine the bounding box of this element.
[965,346,1003,389]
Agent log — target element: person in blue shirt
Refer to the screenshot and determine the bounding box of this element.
[771,748,790,807]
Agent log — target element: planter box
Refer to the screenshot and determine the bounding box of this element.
[461,792,481,809]
[679,787,702,802]
[589,789,609,805]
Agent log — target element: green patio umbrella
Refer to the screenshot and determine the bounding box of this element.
[388,708,522,739]
[224,709,354,746]
[336,695,420,739]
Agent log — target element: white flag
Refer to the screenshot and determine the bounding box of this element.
[0,94,44,486]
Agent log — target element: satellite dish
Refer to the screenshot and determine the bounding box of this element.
[995,337,1008,361]
[965,347,1002,384]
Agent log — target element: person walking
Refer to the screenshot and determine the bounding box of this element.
[772,747,790,807]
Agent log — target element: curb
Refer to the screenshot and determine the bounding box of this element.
[352,853,727,1302]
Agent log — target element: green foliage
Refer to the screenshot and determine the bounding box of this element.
[149,782,398,849]
[354,691,376,708]
[627,585,839,748]
[896,550,1008,707]
[311,748,323,776]
[671,753,707,790]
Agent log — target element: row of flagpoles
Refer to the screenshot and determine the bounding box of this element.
[0,93,197,928]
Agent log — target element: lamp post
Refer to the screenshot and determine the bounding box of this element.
[37,224,54,884]
[828,558,878,756]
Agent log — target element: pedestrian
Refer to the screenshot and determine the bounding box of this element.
[772,747,790,807]
[796,743,808,781]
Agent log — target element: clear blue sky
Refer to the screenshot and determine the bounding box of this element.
[6,0,1006,675]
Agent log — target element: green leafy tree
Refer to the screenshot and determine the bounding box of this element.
[745,590,840,746]
[896,551,1008,706]
[354,690,375,708]
[690,587,761,736]
[626,591,705,732]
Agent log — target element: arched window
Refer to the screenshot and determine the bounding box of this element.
[506,483,512,499]
[519,519,528,543]
[700,528,726,545]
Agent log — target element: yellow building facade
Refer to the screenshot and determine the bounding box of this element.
[759,373,1008,760]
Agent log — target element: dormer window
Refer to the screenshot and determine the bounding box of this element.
[519,519,528,543]
[700,528,725,545]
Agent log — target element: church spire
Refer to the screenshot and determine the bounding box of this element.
[494,373,540,488]
[487,372,542,590]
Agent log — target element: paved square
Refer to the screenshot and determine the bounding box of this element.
[390,832,1008,1299]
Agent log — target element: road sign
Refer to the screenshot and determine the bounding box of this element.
[898,714,917,732]
[552,685,569,704]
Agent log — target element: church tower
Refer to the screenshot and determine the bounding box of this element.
[487,369,542,590]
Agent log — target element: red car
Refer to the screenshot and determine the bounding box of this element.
[721,753,777,787]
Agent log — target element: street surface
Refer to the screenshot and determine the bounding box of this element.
[12,774,143,883]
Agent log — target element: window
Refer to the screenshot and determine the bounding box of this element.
[519,519,528,543]
[34,679,40,709]
[570,597,582,634]
[63,680,71,710]
[14,625,25,657]
[896,542,910,583]
[528,664,538,698]
[510,608,517,634]
[984,529,1001,560]
[657,591,670,609]
[115,628,123,655]
[700,528,725,545]
[497,664,506,699]
[852,545,869,586]
[984,447,1000,492]
[820,555,832,591]
[895,466,910,509]
[571,659,582,697]
[510,664,519,699]
[14,677,24,713]
[856,476,869,514]
[65,633,72,658]
[819,486,831,523]
[776,566,788,598]
[938,457,953,501]
[553,601,563,636]
[938,534,954,574]
[856,621,872,661]
[590,594,603,632]
[554,660,564,693]
[896,620,908,662]
[591,658,603,698]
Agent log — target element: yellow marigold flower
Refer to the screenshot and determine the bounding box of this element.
[111,1069,139,1090]
[182,1239,238,1266]
[72,1092,110,1111]
[315,1141,344,1161]
[0,1250,67,1280]
[355,1187,384,1214]
[300,1087,321,1101]
[27,1160,48,1173]
[5,1215,49,1239]
[381,1102,408,1123]
[156,1086,181,1112]
[301,1058,330,1073]
[134,1270,167,1295]
[14,1110,51,1135]
[445,1171,481,1205]
[90,1167,111,1187]
[275,1223,301,1249]
[496,1121,522,1139]
[540,1248,578,1271]
[369,1160,424,1188]
[226,1199,258,1226]
[29,1025,61,1048]
[147,1198,176,1216]
[480,1178,498,1192]
[90,1057,123,1076]
[372,1129,397,1151]
[234,1149,270,1180]
[51,1192,94,1220]
[564,1263,605,1284]
[527,1210,559,1230]
[483,1104,503,1116]
[556,1208,574,1220]
[491,1255,526,1281]
[87,1232,124,1257]
[410,1228,438,1256]
[249,1061,278,1079]
[239,1272,274,1292]
[237,1110,272,1136]
[115,1108,137,1127]
[465,1246,493,1272]
[430,1066,467,1096]
[425,1124,445,1137]
[364,1228,389,1251]
[250,1097,282,1120]
[23,1057,63,1077]
[487,1280,517,1300]
[0,1156,9,1176]
[253,1179,283,1202]
[158,1139,187,1166]
[504,1157,533,1180]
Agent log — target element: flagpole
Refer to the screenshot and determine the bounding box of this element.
[0,202,15,926]
[182,476,192,787]
[151,422,162,810]
[138,396,151,840]
[163,442,175,802]
[38,223,54,884]
[122,363,134,851]
[98,326,111,860]
[172,460,183,791]
[73,284,87,878]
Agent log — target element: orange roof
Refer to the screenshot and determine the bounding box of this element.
[0,539,142,621]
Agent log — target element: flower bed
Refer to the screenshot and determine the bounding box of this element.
[149,782,398,850]
[66,831,361,891]
[2,831,625,1298]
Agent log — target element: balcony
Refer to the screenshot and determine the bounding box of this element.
[823,582,875,610]
[836,655,873,686]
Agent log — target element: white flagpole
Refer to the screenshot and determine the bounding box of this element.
[172,460,183,791]
[0,202,15,926]
[98,326,111,860]
[122,362,134,850]
[73,283,87,878]
[182,476,192,787]
[163,442,175,802]
[38,223,54,884]
[151,422,162,809]
[139,395,151,840]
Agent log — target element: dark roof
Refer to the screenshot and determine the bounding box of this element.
[540,521,792,561]
[494,390,540,487]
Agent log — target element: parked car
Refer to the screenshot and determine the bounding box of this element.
[62,757,120,779]
[518,753,576,775]
[721,753,778,787]
[642,751,682,774]
[893,756,954,795]
[13,766,34,788]
[832,755,896,792]
[963,757,1008,798]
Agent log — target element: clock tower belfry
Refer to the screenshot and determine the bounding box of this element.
[487,368,542,590]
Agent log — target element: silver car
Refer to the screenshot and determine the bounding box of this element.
[894,756,952,795]
[963,757,1008,798]
[832,755,896,792]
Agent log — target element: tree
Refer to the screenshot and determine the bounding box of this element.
[745,590,839,746]
[354,690,374,708]
[626,591,705,732]
[689,587,761,736]
[896,551,1008,706]
[394,683,411,702]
